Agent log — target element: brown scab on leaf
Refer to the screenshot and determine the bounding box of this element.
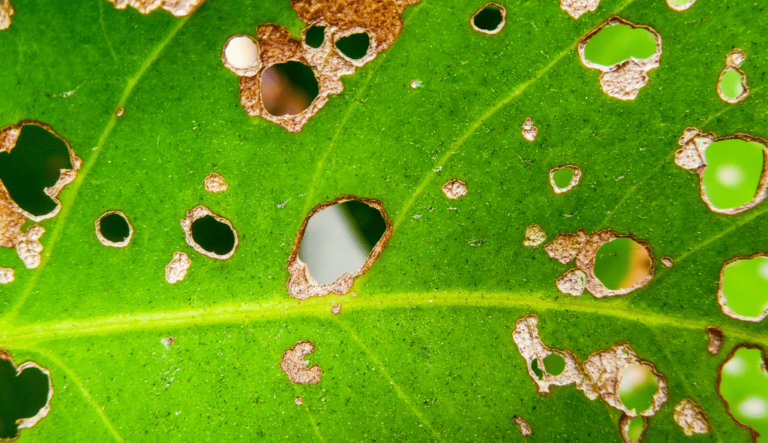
[281,341,322,384]
[0,0,13,30]
[561,0,600,19]
[674,399,710,435]
[667,0,696,11]
[578,17,662,100]
[521,118,538,142]
[718,49,749,104]
[332,303,341,314]
[557,268,587,296]
[675,129,768,215]
[16,225,45,269]
[545,229,655,298]
[619,414,647,442]
[442,179,467,199]
[0,350,53,436]
[95,211,133,248]
[287,196,392,300]
[108,0,205,16]
[204,173,228,193]
[523,225,546,247]
[471,3,506,35]
[661,256,674,268]
[165,252,191,284]
[513,416,532,437]
[295,397,304,405]
[0,267,13,284]
[550,165,582,193]
[180,205,238,260]
[706,326,723,355]
[229,0,421,132]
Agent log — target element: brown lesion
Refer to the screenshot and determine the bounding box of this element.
[107,0,205,17]
[618,414,646,442]
[673,398,710,435]
[280,341,322,384]
[666,0,696,11]
[470,3,506,35]
[717,49,749,104]
[286,195,392,300]
[0,350,53,441]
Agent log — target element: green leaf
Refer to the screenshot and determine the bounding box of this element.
[0,0,766,441]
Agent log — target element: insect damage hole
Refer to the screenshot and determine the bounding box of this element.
[0,350,52,440]
[471,3,506,35]
[95,211,133,247]
[674,399,710,435]
[204,173,228,193]
[593,237,653,292]
[561,0,600,19]
[180,206,238,260]
[579,17,662,101]
[335,32,371,61]
[222,35,261,77]
[287,196,392,300]
[717,253,768,322]
[718,49,749,104]
[281,341,322,384]
[619,414,646,443]
[719,345,768,439]
[304,25,326,49]
[550,165,581,193]
[261,61,320,117]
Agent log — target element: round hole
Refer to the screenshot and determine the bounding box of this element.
[96,211,133,247]
[593,237,652,291]
[472,4,505,34]
[191,215,236,257]
[305,25,326,49]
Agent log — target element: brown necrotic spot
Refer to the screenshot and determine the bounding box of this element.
[716,253,768,322]
[661,256,674,268]
[0,0,13,30]
[550,165,581,193]
[204,173,228,193]
[222,35,261,77]
[521,118,538,142]
[523,225,546,247]
[442,179,467,199]
[280,341,321,384]
[513,416,532,437]
[165,252,191,284]
[674,399,710,435]
[666,0,696,11]
[578,17,662,101]
[718,49,749,104]
[331,303,341,314]
[471,3,505,35]
[706,326,723,355]
[0,267,12,284]
[95,211,133,248]
[180,206,238,260]
[287,196,392,300]
[561,0,600,19]
[107,0,205,16]
[0,349,53,440]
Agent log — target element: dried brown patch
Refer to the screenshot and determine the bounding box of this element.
[718,49,749,104]
[295,397,304,405]
[229,0,421,132]
[717,253,768,321]
[556,268,586,296]
[521,118,538,141]
[549,165,581,193]
[666,0,696,11]
[16,225,45,269]
[108,0,204,16]
[281,341,322,384]
[442,179,467,199]
[619,414,647,442]
[332,303,341,314]
[0,349,53,438]
[287,196,392,300]
[706,326,723,355]
[674,399,710,435]
[717,344,766,442]
[523,224,546,247]
[0,0,12,30]
[165,252,191,284]
[204,173,228,193]
[115,107,124,117]
[180,205,238,260]
[471,3,506,34]
[661,256,674,268]
[545,229,655,298]
[0,267,13,284]
[578,17,662,100]
[95,211,133,248]
[561,0,600,19]
[513,416,532,437]
[675,128,768,215]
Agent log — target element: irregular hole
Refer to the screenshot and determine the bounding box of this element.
[180,206,238,260]
[718,49,748,104]
[666,0,696,11]
[583,23,657,67]
[304,25,326,48]
[543,353,566,376]
[594,237,653,291]
[287,196,392,299]
[0,124,73,217]
[0,350,52,440]
[222,35,260,76]
[620,414,646,443]
[95,211,133,247]
[718,253,768,322]
[280,341,322,384]
[261,61,319,117]
[471,3,505,34]
[550,166,581,193]
[0,0,13,30]
[619,364,659,415]
[107,0,205,17]
[719,346,768,439]
[674,399,710,436]
[706,326,723,355]
[557,268,587,296]
[0,267,12,284]
[442,179,468,199]
[661,256,674,268]
[331,303,341,314]
[335,32,370,60]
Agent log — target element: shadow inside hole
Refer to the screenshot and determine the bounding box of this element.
[593,238,651,291]
[618,364,658,414]
[99,213,130,243]
[721,256,768,318]
[473,5,503,32]
[552,167,574,189]
[583,24,657,66]
[0,359,49,440]
[298,200,387,285]
[305,25,326,49]
[720,347,768,438]
[191,215,236,256]
[335,33,370,60]
[261,61,319,117]
[0,124,72,217]
[702,139,764,210]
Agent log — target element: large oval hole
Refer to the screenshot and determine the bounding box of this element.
[618,364,658,414]
[702,139,765,211]
[305,25,326,49]
[191,215,236,257]
[335,32,370,60]
[593,237,652,291]
[583,24,657,67]
[261,61,319,117]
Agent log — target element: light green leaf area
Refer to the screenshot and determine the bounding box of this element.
[0,0,766,441]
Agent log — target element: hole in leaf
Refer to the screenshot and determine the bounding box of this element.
[719,254,768,321]
[553,167,574,189]
[719,346,768,438]
[582,23,658,67]
[543,353,566,376]
[621,415,646,442]
[335,32,370,60]
[95,211,132,247]
[594,237,652,291]
[299,200,387,286]
[550,165,581,193]
[0,352,51,440]
[305,25,326,49]
[471,3,505,34]
[531,358,544,379]
[191,215,236,257]
[619,363,659,414]
[702,139,764,211]
[0,124,72,217]
[719,69,745,101]
[261,61,319,117]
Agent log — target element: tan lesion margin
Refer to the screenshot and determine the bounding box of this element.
[470,3,506,35]
[675,128,768,215]
[107,0,205,17]
[280,340,322,384]
[619,414,646,442]
[180,205,239,260]
[717,49,749,104]
[717,253,768,322]
[0,0,13,30]
[578,17,662,101]
[717,344,766,443]
[286,195,393,300]
[706,326,723,355]
[561,0,600,20]
[549,165,581,194]
[0,349,53,441]
[94,211,134,248]
[666,0,696,11]
[673,398,710,435]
